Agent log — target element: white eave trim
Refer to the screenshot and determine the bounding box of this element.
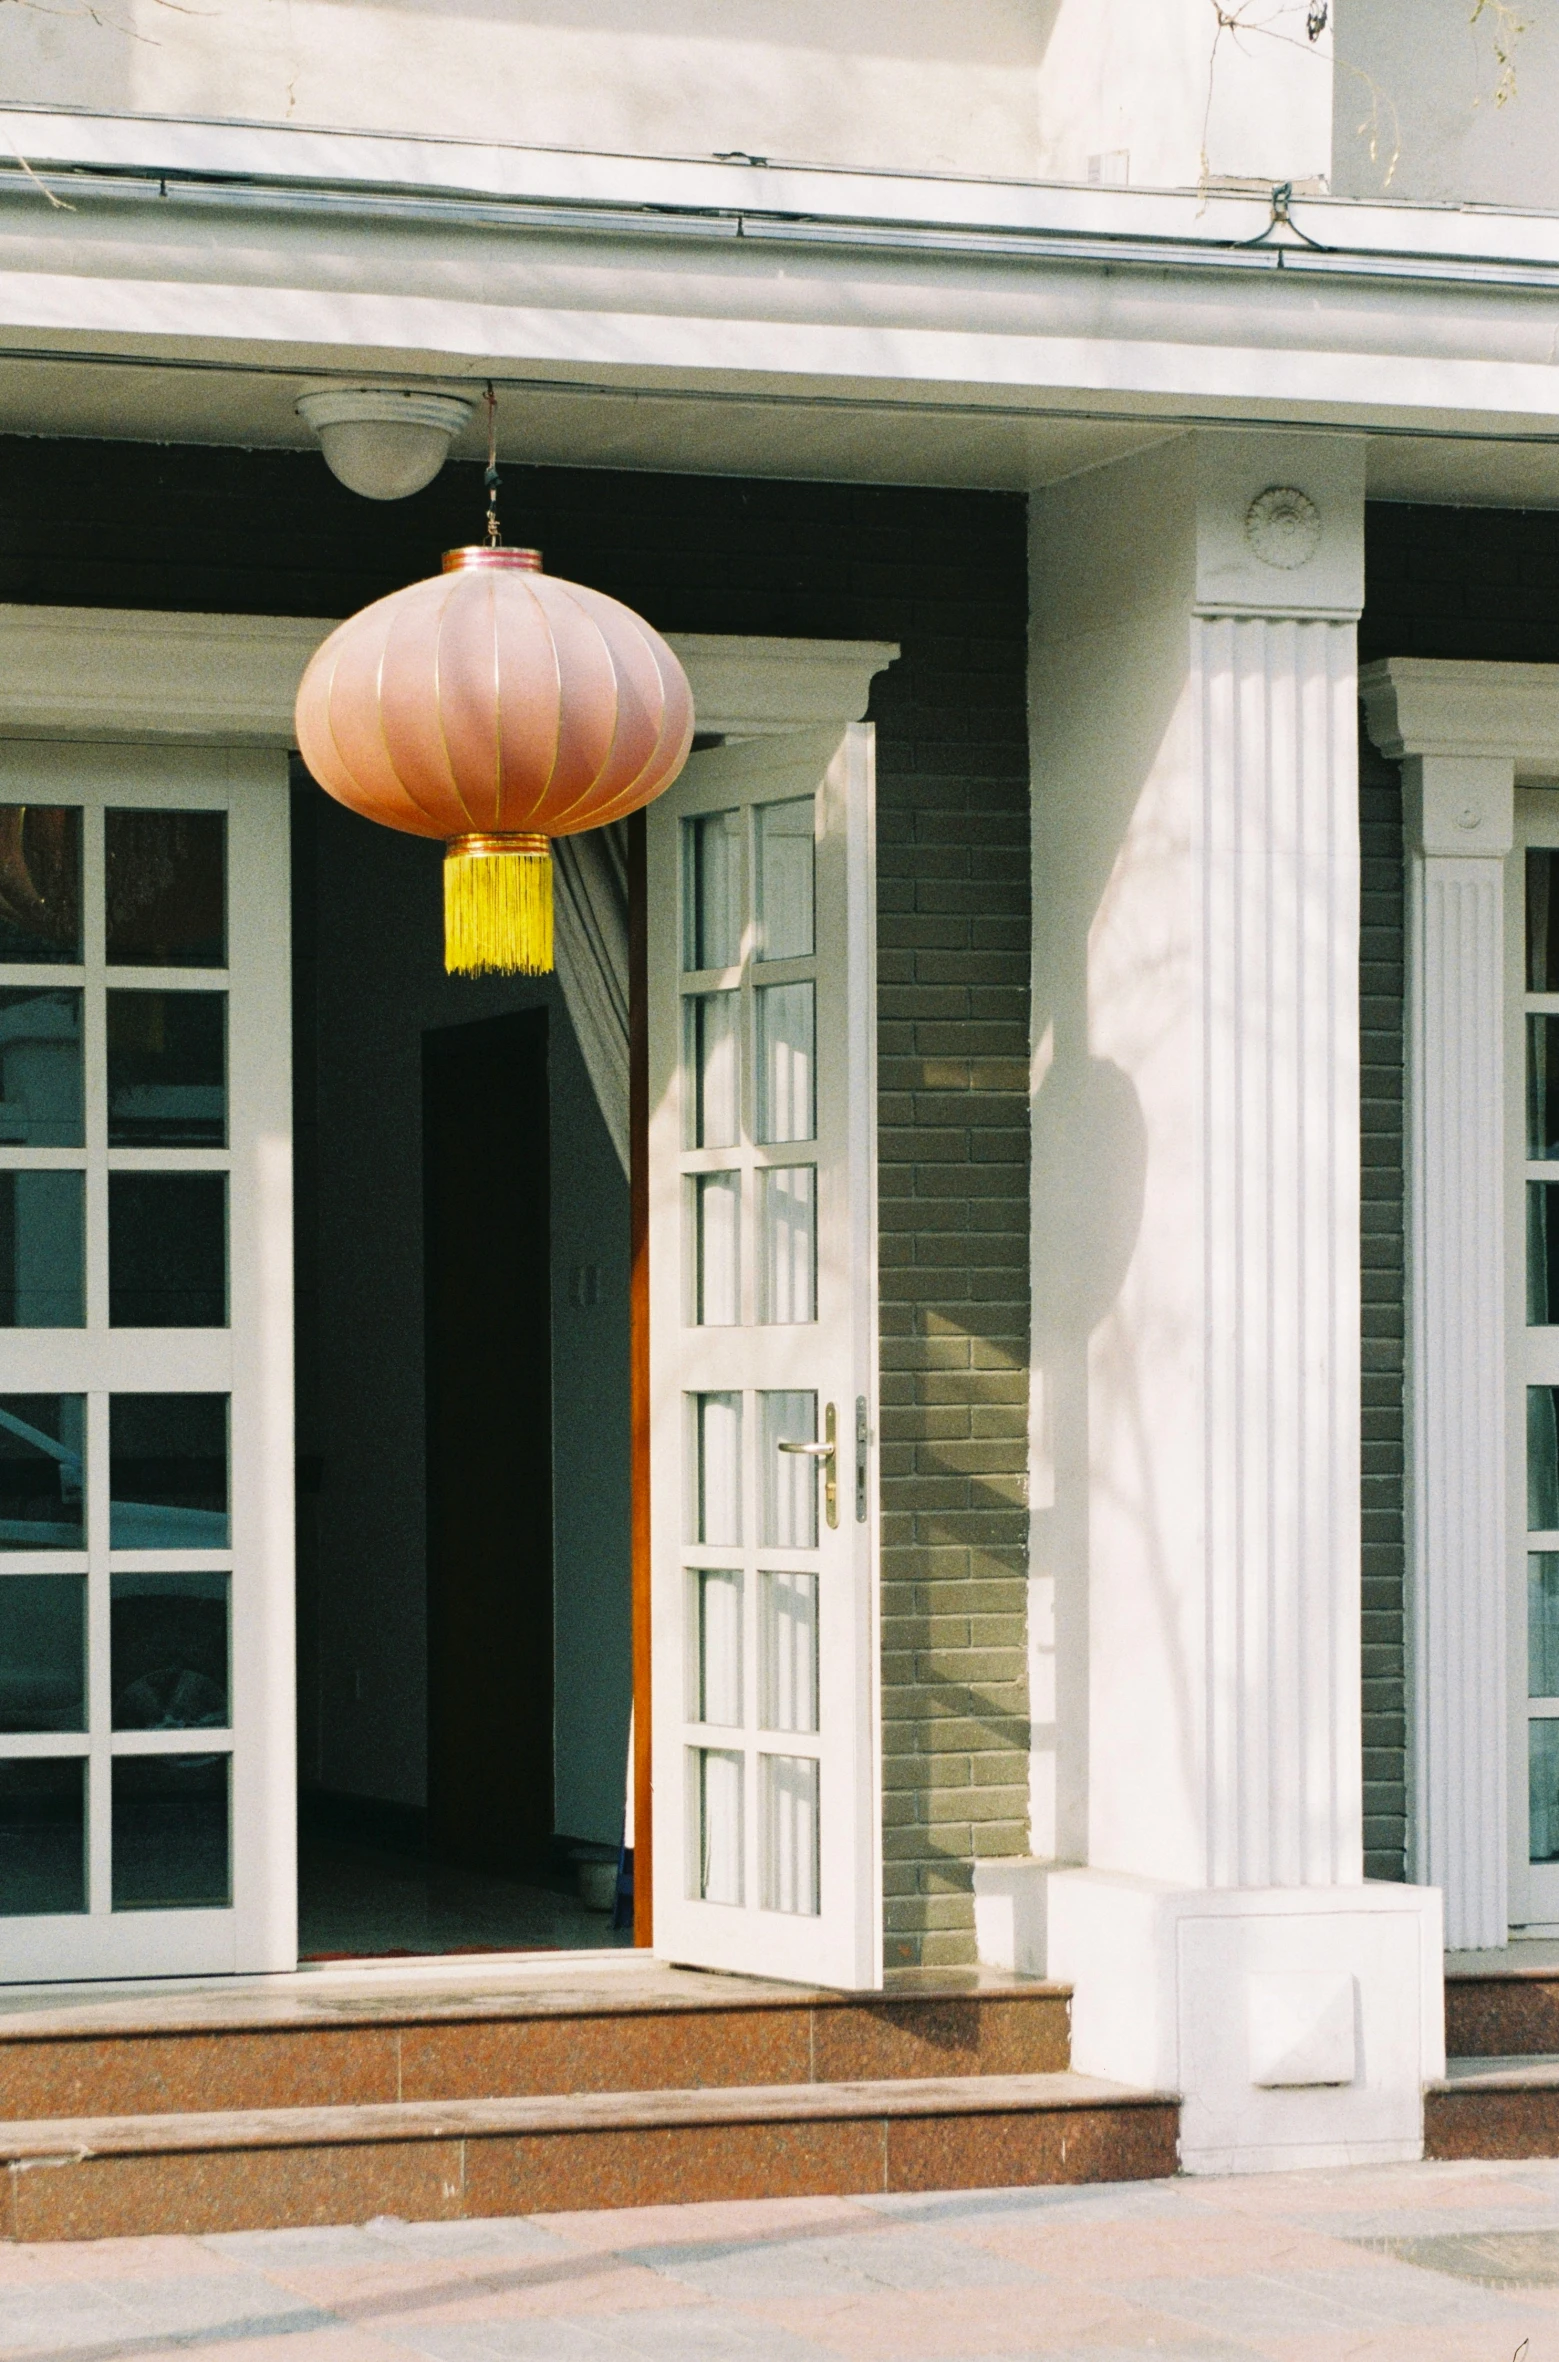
[0,606,898,746]
[1362,659,1559,780]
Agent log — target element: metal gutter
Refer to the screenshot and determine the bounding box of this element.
[8,161,1559,297]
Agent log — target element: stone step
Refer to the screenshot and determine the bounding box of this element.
[1426,2056,1559,2159]
[0,2071,1178,2241]
[0,1963,1072,2121]
[1446,1967,1559,2058]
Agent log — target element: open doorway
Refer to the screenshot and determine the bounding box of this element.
[291,780,634,1958]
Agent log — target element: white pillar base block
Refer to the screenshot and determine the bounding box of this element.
[1048,1868,1444,2173]
[972,1857,1051,1976]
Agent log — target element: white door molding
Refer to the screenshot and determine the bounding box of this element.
[1360,657,1540,1950]
[0,605,898,749]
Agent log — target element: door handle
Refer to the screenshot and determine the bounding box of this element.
[777,1400,838,1528]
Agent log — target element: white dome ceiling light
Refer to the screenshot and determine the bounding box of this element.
[296,388,474,501]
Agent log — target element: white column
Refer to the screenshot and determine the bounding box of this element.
[1394,742,1514,1950]
[1025,433,1443,2174]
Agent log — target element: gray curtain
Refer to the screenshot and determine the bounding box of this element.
[553,824,631,1178]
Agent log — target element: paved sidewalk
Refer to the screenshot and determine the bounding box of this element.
[7,2160,1559,2360]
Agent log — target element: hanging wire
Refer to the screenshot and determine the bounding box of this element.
[483,381,502,546]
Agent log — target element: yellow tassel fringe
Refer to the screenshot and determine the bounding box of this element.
[443,834,554,975]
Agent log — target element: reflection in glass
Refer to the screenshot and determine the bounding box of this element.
[761,1391,819,1551]
[756,798,814,961]
[111,1752,230,1909]
[0,1575,85,1732]
[0,1173,83,1327]
[685,993,740,1148]
[107,992,226,1147]
[0,1396,84,1551]
[695,1747,743,1904]
[683,809,743,972]
[1532,849,1559,991]
[1534,1718,1559,1863]
[1534,1388,1559,1533]
[694,1172,740,1326]
[0,1757,85,1915]
[761,1753,820,1915]
[1531,1016,1559,1160]
[760,1166,816,1324]
[761,1569,818,1734]
[0,808,82,966]
[109,1394,229,1549]
[757,982,815,1144]
[689,1392,741,1548]
[1533,1555,1559,1700]
[106,810,226,968]
[109,1173,227,1327]
[1533,1184,1559,1326]
[112,1572,229,1730]
[695,1568,742,1727]
[0,988,82,1145]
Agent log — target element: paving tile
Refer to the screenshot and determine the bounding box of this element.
[736,2280,1151,2358]
[372,2313,834,2361]
[624,2225,1037,2299]
[540,2198,880,2253]
[1117,2263,1523,2338]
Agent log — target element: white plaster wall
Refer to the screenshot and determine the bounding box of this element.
[1334,0,1559,206]
[1030,438,1204,1880]
[0,0,1047,180]
[1033,0,1333,190]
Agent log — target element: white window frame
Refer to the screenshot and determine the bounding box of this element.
[0,606,328,1979]
[1361,657,1559,1950]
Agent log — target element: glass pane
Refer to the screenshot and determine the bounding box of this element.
[695,1747,743,1905]
[110,1394,229,1549]
[1532,849,1559,992]
[0,1396,84,1551]
[1534,1719,1559,1863]
[761,1754,820,1915]
[756,982,815,1145]
[1532,1184,1559,1326]
[0,1758,85,1914]
[112,1572,230,1731]
[0,1575,85,1733]
[683,809,743,972]
[761,1391,819,1551]
[0,1172,83,1328]
[1533,1554,1559,1700]
[0,987,82,1145]
[756,798,815,962]
[107,991,226,1148]
[106,811,226,968]
[1533,1388,1559,1533]
[109,1173,227,1327]
[760,1569,819,1734]
[689,1392,741,1547]
[0,807,81,966]
[759,1165,816,1324]
[1530,1016,1559,1160]
[695,1568,742,1727]
[694,1172,740,1326]
[111,1752,230,1909]
[685,992,740,1149]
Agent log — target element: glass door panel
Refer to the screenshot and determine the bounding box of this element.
[648,724,880,1988]
[0,745,291,1980]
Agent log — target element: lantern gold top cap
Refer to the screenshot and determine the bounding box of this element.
[442,545,543,574]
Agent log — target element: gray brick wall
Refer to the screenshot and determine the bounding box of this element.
[1360,730,1407,1883]
[872,642,1032,1970]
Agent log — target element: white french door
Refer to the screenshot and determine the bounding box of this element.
[648,724,881,1990]
[0,742,294,1979]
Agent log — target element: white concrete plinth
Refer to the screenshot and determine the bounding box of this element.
[972,1857,1050,1977]
[1047,1868,1445,2173]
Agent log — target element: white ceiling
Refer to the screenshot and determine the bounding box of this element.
[0,348,1557,508]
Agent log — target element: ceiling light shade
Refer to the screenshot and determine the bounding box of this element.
[296,389,473,501]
